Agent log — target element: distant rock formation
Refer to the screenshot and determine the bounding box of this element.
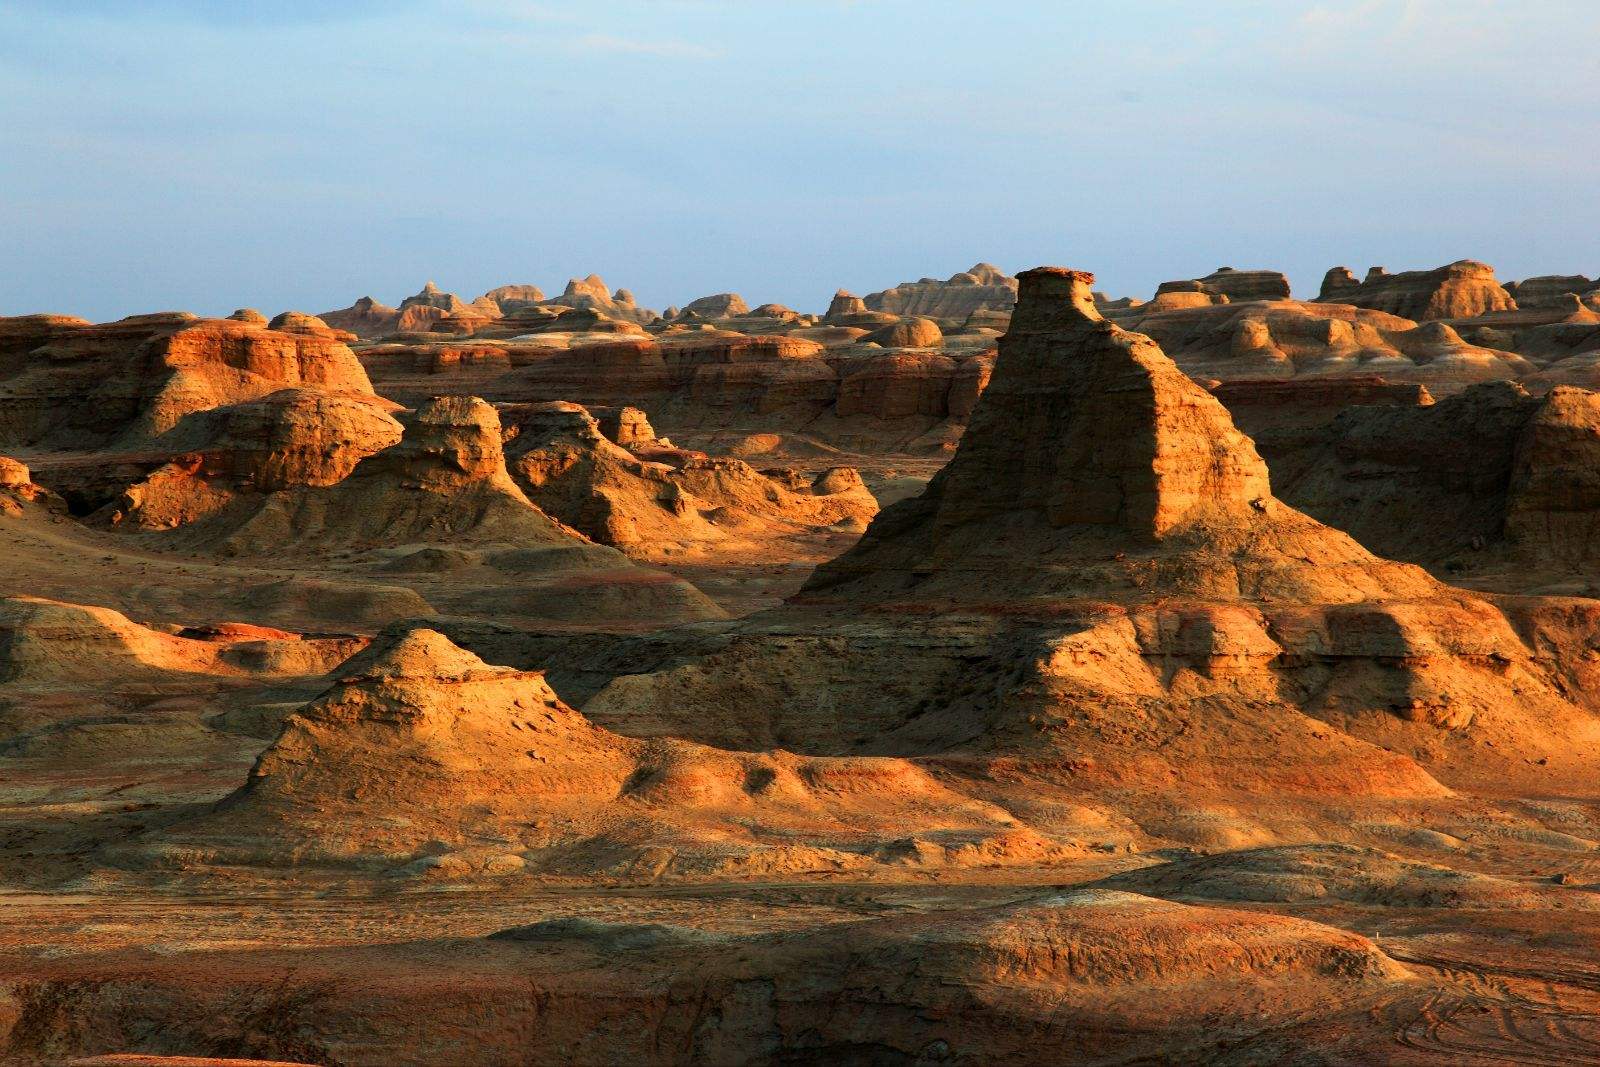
[492,331,985,453]
[1156,267,1291,303]
[319,295,401,339]
[679,293,749,319]
[824,289,869,322]
[479,283,547,312]
[748,302,798,320]
[1318,266,1361,300]
[1124,298,1532,394]
[1314,260,1517,320]
[399,280,469,314]
[501,401,876,554]
[863,263,1018,321]
[540,274,656,324]
[1505,274,1600,310]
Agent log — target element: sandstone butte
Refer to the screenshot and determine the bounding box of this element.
[9,263,1600,1064]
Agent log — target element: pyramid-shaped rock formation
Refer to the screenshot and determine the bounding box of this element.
[806,267,1437,606]
[138,629,1035,875]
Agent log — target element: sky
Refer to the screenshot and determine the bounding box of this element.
[3,0,1598,322]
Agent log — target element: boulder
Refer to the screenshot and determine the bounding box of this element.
[861,317,944,349]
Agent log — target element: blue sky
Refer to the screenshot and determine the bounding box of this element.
[3,1,1597,321]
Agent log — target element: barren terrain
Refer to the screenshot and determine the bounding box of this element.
[8,260,1600,1065]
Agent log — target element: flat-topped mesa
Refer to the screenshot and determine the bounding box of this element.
[1315,260,1517,321]
[1156,267,1291,303]
[803,266,1438,605]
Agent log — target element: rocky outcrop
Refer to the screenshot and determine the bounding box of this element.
[0,455,64,518]
[809,267,1430,604]
[1253,381,1540,567]
[1213,376,1434,484]
[539,275,656,324]
[593,404,656,447]
[747,302,798,321]
[861,317,943,349]
[678,293,749,319]
[1239,379,1600,580]
[1504,386,1600,569]
[399,281,469,314]
[176,395,602,555]
[835,352,959,418]
[0,313,375,451]
[824,289,869,322]
[1505,274,1599,310]
[1315,260,1517,320]
[502,400,876,554]
[319,295,401,339]
[0,455,30,489]
[1318,266,1361,300]
[105,389,406,530]
[479,283,547,312]
[1156,267,1290,302]
[863,263,1018,321]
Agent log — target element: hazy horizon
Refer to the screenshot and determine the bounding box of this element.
[4,0,1598,322]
